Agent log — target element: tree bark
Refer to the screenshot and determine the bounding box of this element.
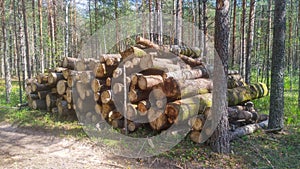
[231,0,237,67]
[209,0,230,154]
[38,0,44,73]
[245,0,256,84]
[269,0,286,130]
[1,0,12,103]
[21,0,32,78]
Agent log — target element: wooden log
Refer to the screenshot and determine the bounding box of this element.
[99,54,122,63]
[75,58,86,71]
[46,93,58,109]
[120,46,148,59]
[137,100,151,116]
[230,120,268,140]
[112,119,124,128]
[76,81,87,100]
[190,131,201,143]
[178,55,203,67]
[94,92,101,102]
[91,79,105,92]
[170,45,201,58]
[148,108,169,130]
[62,57,78,69]
[57,100,75,117]
[228,74,246,89]
[128,89,151,103]
[227,83,268,106]
[93,63,117,78]
[66,88,73,103]
[87,58,100,70]
[38,90,50,100]
[127,121,142,132]
[79,71,93,84]
[138,75,163,90]
[48,72,64,85]
[106,77,112,87]
[188,115,205,131]
[57,80,68,95]
[101,90,112,104]
[102,104,115,119]
[95,104,102,115]
[112,67,123,78]
[31,81,54,92]
[55,67,68,73]
[25,78,37,86]
[126,104,138,120]
[162,67,209,80]
[25,86,32,95]
[164,93,212,124]
[108,111,123,121]
[28,94,39,101]
[163,78,212,100]
[136,36,160,49]
[32,99,47,110]
[112,82,124,94]
[36,73,48,84]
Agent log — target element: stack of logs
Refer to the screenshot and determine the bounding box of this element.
[26,36,269,142]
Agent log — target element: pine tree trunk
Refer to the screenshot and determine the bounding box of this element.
[38,0,44,73]
[266,0,272,89]
[209,0,230,154]
[21,0,32,78]
[1,0,12,103]
[298,1,300,108]
[32,0,38,75]
[231,0,237,67]
[269,0,286,130]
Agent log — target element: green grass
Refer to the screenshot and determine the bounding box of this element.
[0,76,299,168]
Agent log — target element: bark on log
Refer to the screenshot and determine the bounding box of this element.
[31,81,54,92]
[227,83,268,106]
[164,93,212,124]
[48,72,64,85]
[99,54,122,63]
[178,55,203,67]
[128,89,151,103]
[38,90,50,100]
[163,78,212,100]
[230,120,268,140]
[138,75,163,90]
[162,67,209,80]
[32,99,47,110]
[46,93,58,109]
[136,36,160,49]
[36,73,48,84]
[62,57,78,69]
[120,46,148,59]
[57,100,75,117]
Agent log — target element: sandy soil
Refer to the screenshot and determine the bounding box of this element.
[0,122,183,169]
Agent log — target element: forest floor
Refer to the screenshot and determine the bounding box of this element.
[0,107,299,169]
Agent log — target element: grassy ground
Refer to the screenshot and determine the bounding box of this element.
[0,79,299,168]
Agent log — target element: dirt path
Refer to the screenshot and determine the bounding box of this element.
[0,122,179,169]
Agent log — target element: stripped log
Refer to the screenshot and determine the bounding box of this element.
[136,36,160,49]
[178,55,203,67]
[99,54,122,63]
[230,120,268,140]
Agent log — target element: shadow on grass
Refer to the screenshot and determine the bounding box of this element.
[0,107,87,139]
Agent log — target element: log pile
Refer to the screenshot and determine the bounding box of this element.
[26,36,269,143]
